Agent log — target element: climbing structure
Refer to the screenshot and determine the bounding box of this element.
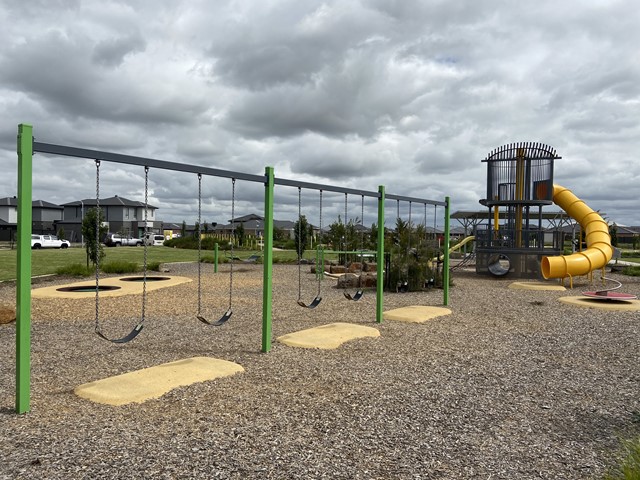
[475,142,564,278]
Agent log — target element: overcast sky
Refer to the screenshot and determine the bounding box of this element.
[1,0,638,228]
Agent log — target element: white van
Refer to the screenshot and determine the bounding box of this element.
[144,233,166,246]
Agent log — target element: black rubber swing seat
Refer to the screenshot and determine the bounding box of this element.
[197,309,232,326]
[95,323,144,344]
[344,290,364,301]
[297,296,322,309]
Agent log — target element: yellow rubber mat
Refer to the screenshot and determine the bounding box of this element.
[74,357,244,406]
[277,322,380,349]
[558,296,640,311]
[33,275,192,299]
[383,305,452,323]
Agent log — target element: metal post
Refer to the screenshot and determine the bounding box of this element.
[443,196,451,306]
[376,185,385,323]
[214,243,218,273]
[16,124,33,414]
[261,166,275,353]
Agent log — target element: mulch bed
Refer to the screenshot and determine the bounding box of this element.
[1,263,639,479]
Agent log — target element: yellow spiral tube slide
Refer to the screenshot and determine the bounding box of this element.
[541,185,613,279]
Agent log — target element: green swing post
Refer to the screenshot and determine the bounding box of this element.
[443,196,451,306]
[261,166,275,353]
[376,185,385,323]
[16,124,33,414]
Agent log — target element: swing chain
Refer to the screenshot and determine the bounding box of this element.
[318,189,323,294]
[229,178,235,310]
[297,187,302,301]
[360,195,365,251]
[197,174,202,316]
[408,201,412,250]
[424,203,427,244]
[344,193,348,265]
[141,166,149,324]
[94,160,101,333]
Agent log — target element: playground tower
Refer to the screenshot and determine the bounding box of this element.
[475,142,564,278]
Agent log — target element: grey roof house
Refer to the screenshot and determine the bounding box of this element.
[0,197,64,241]
[57,195,160,242]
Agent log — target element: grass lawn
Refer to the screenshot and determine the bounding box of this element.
[0,246,200,282]
[621,257,640,263]
[0,246,331,282]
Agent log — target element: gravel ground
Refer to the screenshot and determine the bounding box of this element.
[1,263,639,479]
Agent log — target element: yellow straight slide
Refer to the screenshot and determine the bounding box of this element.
[452,235,475,252]
[541,185,613,279]
[434,235,475,262]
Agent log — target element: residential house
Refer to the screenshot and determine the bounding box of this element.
[0,197,17,242]
[612,225,640,246]
[32,200,64,234]
[213,213,297,238]
[0,196,64,241]
[58,195,160,242]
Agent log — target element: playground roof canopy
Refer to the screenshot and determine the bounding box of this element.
[452,210,579,229]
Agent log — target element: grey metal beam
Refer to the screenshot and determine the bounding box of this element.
[33,142,266,183]
[274,177,380,198]
[33,141,445,206]
[385,193,446,207]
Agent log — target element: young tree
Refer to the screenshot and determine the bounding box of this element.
[294,215,310,257]
[326,218,346,252]
[81,207,108,269]
[56,227,66,241]
[234,223,245,247]
[181,220,187,237]
[273,226,288,242]
[368,223,378,250]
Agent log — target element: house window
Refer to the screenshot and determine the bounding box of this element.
[125,208,129,219]
[133,208,137,219]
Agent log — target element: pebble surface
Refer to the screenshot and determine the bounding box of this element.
[1,264,639,479]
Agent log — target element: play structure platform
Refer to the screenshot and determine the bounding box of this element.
[474,142,614,281]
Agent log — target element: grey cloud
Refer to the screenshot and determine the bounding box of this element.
[0,30,210,127]
[206,2,388,91]
[91,33,147,67]
[1,0,640,226]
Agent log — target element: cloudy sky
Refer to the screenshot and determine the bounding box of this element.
[1,0,639,228]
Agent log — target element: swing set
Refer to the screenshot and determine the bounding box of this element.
[14,123,450,413]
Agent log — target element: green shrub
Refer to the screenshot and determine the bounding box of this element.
[164,236,231,250]
[604,436,640,480]
[200,255,216,264]
[147,261,161,272]
[622,266,640,277]
[101,261,139,274]
[621,250,640,258]
[55,263,93,277]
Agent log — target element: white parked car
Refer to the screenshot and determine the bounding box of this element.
[31,234,70,249]
[144,233,166,246]
[103,233,143,247]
